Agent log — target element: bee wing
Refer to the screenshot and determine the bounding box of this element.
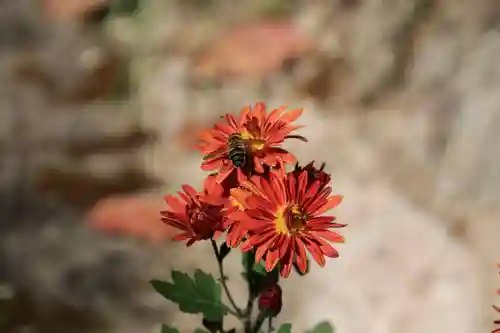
[203,146,226,160]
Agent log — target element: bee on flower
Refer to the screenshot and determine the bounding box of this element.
[197,102,307,183]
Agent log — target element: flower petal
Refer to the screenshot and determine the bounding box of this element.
[314,230,345,243]
[265,249,280,272]
[315,195,343,215]
[304,240,326,267]
[295,237,308,273]
[216,165,235,183]
[164,195,186,213]
[279,107,303,124]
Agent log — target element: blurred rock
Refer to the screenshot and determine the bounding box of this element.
[192,20,314,81]
[321,0,500,220]
[41,0,110,22]
[171,119,208,151]
[0,2,166,333]
[13,26,125,104]
[0,0,46,48]
[87,195,175,244]
[294,53,349,105]
[65,126,156,157]
[0,185,170,333]
[36,168,159,210]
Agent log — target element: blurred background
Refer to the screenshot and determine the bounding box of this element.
[1,0,500,332]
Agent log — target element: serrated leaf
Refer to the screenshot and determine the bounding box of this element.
[161,325,179,333]
[151,269,227,321]
[275,323,292,333]
[309,321,334,333]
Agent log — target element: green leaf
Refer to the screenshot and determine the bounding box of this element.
[275,323,292,333]
[309,321,335,333]
[194,329,210,333]
[241,251,253,270]
[151,269,228,321]
[161,325,179,333]
[110,0,140,15]
[242,251,269,276]
[252,262,267,275]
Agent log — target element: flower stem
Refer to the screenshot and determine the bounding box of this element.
[252,311,268,333]
[267,317,273,333]
[211,240,243,317]
[243,250,257,333]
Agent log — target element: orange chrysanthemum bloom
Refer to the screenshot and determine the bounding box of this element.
[161,177,227,246]
[197,102,307,183]
[228,167,345,277]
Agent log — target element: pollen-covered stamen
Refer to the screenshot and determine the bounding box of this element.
[189,204,223,239]
[238,129,266,152]
[275,204,308,235]
[229,195,244,211]
[249,139,265,151]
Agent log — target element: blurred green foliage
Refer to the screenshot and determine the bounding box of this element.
[257,0,299,19]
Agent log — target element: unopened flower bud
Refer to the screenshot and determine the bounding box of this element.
[258,284,282,316]
[293,161,330,189]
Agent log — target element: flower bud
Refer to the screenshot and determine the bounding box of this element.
[292,161,331,189]
[258,284,282,316]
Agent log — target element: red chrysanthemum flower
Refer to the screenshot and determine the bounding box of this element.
[228,168,345,277]
[161,177,227,246]
[197,102,307,183]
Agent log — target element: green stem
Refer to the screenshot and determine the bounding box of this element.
[252,311,268,333]
[211,240,243,317]
[267,317,273,333]
[243,250,257,333]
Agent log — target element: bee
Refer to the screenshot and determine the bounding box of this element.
[203,133,248,168]
[227,133,247,167]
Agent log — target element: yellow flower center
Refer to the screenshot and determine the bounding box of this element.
[240,130,265,152]
[275,204,307,235]
[229,196,244,211]
[240,130,253,140]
